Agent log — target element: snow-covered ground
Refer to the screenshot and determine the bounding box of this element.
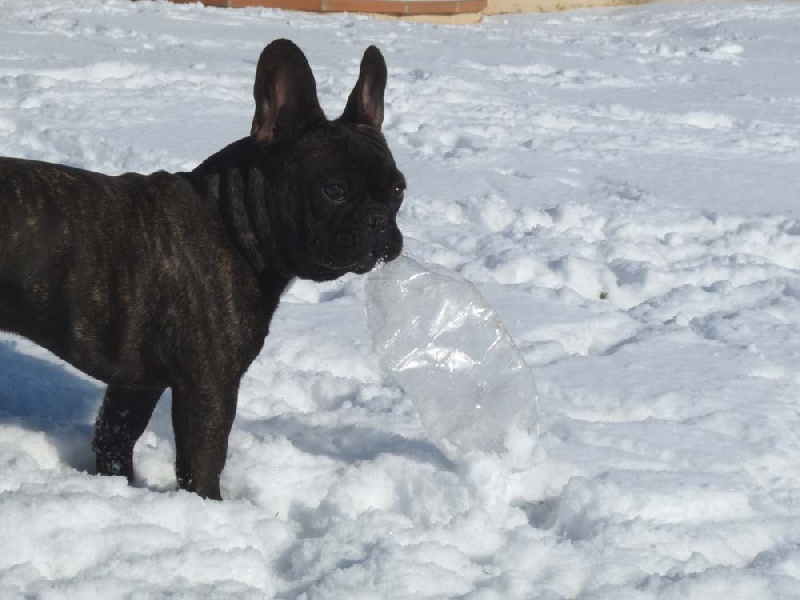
[1,0,800,597]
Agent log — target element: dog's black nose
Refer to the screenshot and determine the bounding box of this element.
[366,208,388,233]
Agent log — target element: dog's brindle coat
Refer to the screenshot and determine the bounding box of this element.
[0,40,404,499]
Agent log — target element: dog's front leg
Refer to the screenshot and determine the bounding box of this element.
[93,386,164,481]
[171,380,238,500]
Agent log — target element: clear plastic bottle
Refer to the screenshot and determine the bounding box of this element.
[365,254,539,457]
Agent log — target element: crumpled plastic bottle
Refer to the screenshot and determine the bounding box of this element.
[365,253,539,457]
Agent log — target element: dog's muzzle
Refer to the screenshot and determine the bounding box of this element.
[366,206,390,258]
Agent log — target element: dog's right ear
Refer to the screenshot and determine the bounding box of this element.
[251,39,325,145]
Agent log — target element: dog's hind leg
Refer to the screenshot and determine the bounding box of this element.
[93,386,164,482]
[171,380,238,500]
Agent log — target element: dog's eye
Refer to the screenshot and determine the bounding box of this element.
[322,182,346,203]
[392,183,405,203]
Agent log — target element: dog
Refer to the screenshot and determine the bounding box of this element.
[0,40,405,499]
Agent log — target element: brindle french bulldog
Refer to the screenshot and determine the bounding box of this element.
[0,40,404,499]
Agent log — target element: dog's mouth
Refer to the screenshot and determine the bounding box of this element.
[354,242,403,274]
[353,253,385,275]
[314,249,388,275]
[311,241,401,276]
[309,223,402,277]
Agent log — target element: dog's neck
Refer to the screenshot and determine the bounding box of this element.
[185,138,294,296]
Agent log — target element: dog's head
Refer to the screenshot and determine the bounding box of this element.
[249,39,404,282]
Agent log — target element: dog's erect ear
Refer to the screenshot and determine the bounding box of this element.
[251,39,325,144]
[340,46,387,131]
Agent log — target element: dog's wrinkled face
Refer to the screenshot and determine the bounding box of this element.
[250,40,404,282]
[271,123,404,280]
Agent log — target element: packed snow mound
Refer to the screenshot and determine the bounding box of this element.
[365,254,539,456]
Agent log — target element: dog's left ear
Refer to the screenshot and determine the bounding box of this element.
[340,46,387,131]
[251,39,325,144]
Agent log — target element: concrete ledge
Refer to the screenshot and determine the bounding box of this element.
[166,0,486,17]
[484,0,650,14]
[371,10,483,22]
[161,0,666,23]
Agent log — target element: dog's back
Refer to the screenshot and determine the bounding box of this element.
[0,157,254,386]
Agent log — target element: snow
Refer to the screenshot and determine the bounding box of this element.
[1,0,800,597]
